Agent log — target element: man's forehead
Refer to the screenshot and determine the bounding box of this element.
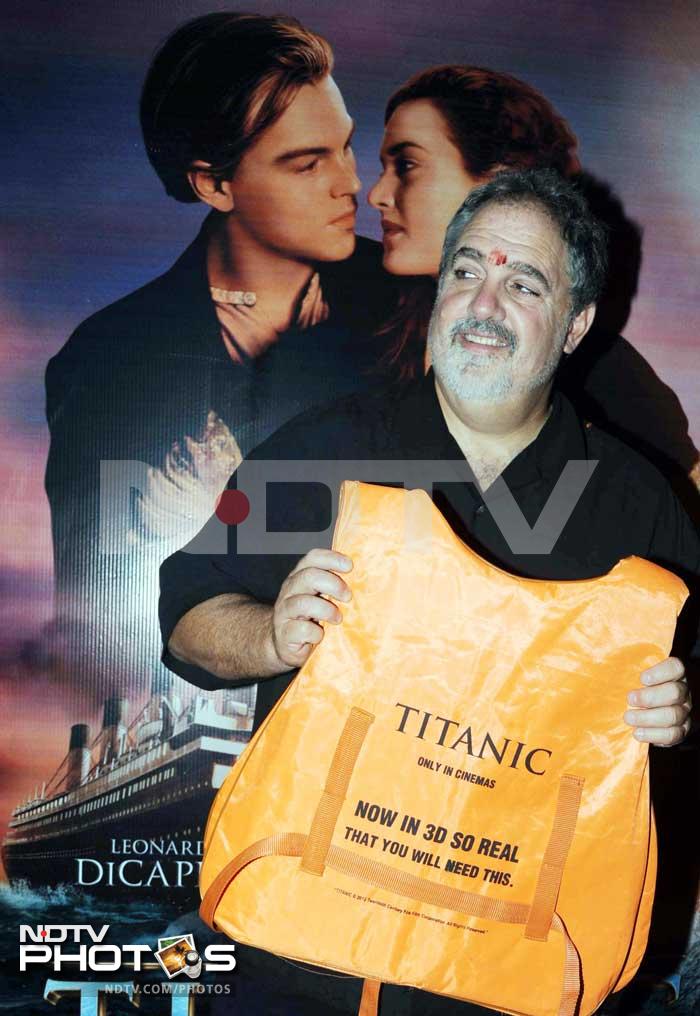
[256,76,352,154]
[455,201,567,274]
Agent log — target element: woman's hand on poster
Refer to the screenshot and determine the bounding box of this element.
[624,657,692,746]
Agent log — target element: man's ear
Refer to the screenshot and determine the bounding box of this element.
[563,303,596,355]
[186,161,235,212]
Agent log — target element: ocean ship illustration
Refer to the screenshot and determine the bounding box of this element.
[1,675,254,903]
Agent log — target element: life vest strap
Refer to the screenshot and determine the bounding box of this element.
[551,914,583,1016]
[526,774,585,942]
[359,978,381,1016]
[301,706,375,876]
[327,840,531,923]
[199,831,306,928]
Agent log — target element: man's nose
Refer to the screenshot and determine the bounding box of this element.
[331,154,361,198]
[467,278,505,321]
[367,172,393,209]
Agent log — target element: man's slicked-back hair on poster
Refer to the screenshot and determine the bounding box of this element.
[140,12,334,202]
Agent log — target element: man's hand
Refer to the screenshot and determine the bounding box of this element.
[624,657,692,746]
[269,549,353,671]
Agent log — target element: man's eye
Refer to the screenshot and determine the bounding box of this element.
[297,158,320,173]
[512,281,539,296]
[454,268,477,280]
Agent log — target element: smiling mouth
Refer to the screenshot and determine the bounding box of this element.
[458,332,510,349]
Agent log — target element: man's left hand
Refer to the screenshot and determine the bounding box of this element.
[624,657,692,747]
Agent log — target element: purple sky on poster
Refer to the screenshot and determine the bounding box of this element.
[1,0,699,842]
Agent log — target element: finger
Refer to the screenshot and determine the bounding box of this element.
[290,549,352,577]
[280,593,343,625]
[640,657,684,686]
[627,680,690,710]
[277,642,315,669]
[624,704,690,729]
[280,618,325,648]
[632,718,691,747]
[286,566,352,602]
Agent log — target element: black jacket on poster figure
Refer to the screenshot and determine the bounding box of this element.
[44,218,397,692]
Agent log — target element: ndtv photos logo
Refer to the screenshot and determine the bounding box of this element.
[19,924,236,974]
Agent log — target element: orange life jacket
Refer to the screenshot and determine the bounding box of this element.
[200,480,688,1016]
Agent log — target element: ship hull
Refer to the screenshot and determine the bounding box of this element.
[2,793,212,907]
[2,727,248,908]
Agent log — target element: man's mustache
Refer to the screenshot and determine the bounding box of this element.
[448,317,517,350]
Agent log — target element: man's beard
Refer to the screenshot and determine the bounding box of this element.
[428,315,566,403]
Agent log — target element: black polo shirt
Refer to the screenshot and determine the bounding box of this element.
[159,370,700,733]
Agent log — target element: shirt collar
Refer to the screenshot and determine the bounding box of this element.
[503,387,589,491]
[393,369,589,492]
[211,272,329,364]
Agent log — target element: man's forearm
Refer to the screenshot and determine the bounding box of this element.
[168,593,286,682]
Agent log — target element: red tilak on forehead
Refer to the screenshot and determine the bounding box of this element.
[488,250,507,266]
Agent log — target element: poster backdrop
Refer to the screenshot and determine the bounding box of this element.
[2,0,699,1013]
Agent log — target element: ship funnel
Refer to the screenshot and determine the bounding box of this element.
[134,673,170,747]
[101,696,129,763]
[139,669,176,742]
[65,723,91,790]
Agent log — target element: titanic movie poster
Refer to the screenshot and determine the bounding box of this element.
[2,0,699,1013]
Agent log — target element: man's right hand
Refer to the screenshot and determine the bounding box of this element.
[269,549,353,670]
